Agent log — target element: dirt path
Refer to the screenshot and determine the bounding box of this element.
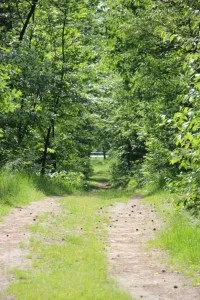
[0,196,61,299]
[107,196,200,300]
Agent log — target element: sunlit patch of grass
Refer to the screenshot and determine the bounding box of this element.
[0,205,11,220]
[8,190,131,299]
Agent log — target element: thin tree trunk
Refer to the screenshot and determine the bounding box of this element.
[41,126,51,175]
[19,0,38,41]
[103,147,106,160]
[51,119,57,172]
[41,8,66,175]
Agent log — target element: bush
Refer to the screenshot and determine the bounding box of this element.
[50,171,85,193]
[167,170,200,215]
[110,159,130,188]
[140,138,177,188]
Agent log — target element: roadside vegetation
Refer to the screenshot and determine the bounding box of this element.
[0,171,43,218]
[0,170,84,218]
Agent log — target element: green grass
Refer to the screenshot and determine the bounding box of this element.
[137,183,200,285]
[0,170,82,218]
[90,158,111,182]
[8,189,131,300]
[154,211,200,284]
[0,171,44,218]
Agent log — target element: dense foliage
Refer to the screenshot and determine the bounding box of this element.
[0,1,199,212]
[0,0,96,177]
[96,0,200,213]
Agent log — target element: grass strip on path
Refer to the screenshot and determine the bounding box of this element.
[8,188,132,300]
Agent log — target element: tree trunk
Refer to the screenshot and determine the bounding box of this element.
[41,126,51,175]
[103,147,106,160]
[19,0,38,41]
[51,120,57,172]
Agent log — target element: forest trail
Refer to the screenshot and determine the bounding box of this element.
[0,177,199,299]
[107,196,200,300]
[0,196,61,299]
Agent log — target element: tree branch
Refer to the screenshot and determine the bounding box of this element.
[19,0,38,41]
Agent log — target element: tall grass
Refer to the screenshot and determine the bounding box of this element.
[31,173,81,196]
[0,170,83,218]
[0,170,43,217]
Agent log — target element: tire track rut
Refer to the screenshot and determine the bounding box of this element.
[107,196,200,300]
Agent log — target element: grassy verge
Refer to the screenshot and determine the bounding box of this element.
[136,183,200,285]
[8,189,132,300]
[0,171,43,218]
[0,158,107,218]
[0,170,83,218]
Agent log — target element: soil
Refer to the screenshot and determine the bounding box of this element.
[97,182,111,189]
[0,196,61,299]
[107,196,200,300]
